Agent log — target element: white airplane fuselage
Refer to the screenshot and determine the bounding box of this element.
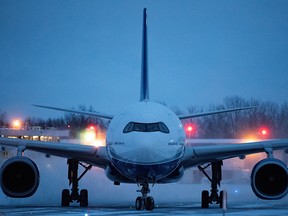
[106,101,186,183]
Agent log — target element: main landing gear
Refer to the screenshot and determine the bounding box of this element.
[61,159,92,207]
[198,161,227,208]
[135,182,155,211]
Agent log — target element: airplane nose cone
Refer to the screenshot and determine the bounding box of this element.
[132,146,166,164]
[109,135,184,164]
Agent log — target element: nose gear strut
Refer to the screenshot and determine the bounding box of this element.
[135,181,155,210]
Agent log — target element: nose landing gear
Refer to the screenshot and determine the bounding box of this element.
[135,182,155,211]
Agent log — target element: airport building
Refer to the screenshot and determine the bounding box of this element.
[0,127,70,142]
[0,127,70,159]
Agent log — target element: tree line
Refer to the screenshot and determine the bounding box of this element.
[0,105,109,138]
[182,96,288,139]
[1,96,287,139]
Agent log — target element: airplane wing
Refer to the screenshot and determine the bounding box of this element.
[182,139,288,168]
[178,106,256,120]
[32,104,114,120]
[0,137,110,169]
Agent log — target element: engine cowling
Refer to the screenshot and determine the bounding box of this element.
[0,156,40,198]
[251,158,288,200]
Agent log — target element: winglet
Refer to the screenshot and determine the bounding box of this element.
[140,8,149,101]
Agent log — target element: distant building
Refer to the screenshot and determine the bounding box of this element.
[0,127,70,142]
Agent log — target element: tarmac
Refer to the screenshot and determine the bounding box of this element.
[1,200,288,216]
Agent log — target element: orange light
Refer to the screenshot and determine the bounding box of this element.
[12,119,22,129]
[80,125,106,147]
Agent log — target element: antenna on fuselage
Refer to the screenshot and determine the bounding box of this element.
[140,8,149,102]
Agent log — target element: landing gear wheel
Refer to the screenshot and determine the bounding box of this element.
[219,190,223,208]
[135,196,144,210]
[135,181,155,211]
[61,189,70,207]
[219,190,227,209]
[80,189,88,207]
[201,190,209,208]
[146,196,154,211]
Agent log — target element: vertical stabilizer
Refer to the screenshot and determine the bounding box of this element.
[140,8,149,101]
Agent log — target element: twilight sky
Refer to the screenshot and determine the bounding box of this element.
[0,0,288,120]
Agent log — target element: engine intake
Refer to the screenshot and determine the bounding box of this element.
[251,158,288,200]
[0,156,40,198]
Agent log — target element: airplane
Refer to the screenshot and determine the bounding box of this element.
[0,8,288,211]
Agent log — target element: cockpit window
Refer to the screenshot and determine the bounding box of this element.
[123,122,170,134]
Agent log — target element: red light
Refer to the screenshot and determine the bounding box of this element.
[261,129,267,136]
[259,127,269,139]
[87,125,97,131]
[185,123,196,138]
[187,125,193,132]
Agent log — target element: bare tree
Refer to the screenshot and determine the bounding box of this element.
[276,102,288,138]
[0,110,8,127]
[185,96,286,139]
[64,105,109,138]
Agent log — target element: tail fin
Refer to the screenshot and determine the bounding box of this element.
[140,8,149,101]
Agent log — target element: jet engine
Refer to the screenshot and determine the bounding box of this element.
[0,156,40,198]
[251,158,288,200]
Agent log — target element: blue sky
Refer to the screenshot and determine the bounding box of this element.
[0,0,288,119]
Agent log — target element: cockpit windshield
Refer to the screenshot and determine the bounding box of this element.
[123,122,170,134]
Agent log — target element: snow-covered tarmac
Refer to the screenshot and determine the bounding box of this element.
[0,150,287,215]
[0,201,288,216]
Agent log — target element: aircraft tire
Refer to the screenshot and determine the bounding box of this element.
[61,189,70,207]
[145,196,154,211]
[201,190,209,208]
[219,190,227,209]
[135,196,144,210]
[80,189,88,207]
